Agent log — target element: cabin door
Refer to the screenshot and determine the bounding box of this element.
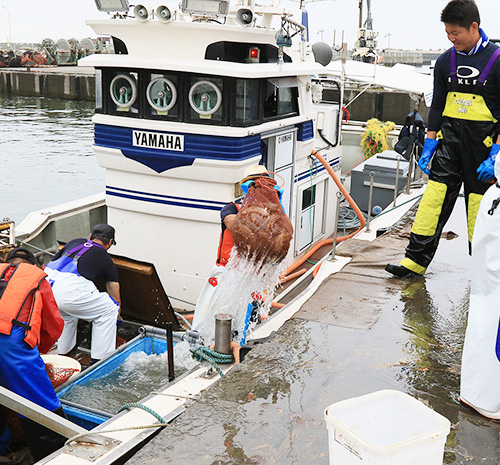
[260,128,296,217]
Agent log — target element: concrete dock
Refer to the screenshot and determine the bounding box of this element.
[125,197,498,465]
[0,67,94,100]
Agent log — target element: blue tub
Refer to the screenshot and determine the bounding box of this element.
[57,335,173,429]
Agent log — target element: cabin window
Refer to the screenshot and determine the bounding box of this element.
[263,79,299,120]
[109,72,140,115]
[188,77,223,122]
[302,185,316,209]
[296,178,327,252]
[146,74,179,119]
[235,79,260,124]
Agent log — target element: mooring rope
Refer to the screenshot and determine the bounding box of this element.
[190,346,234,377]
[64,403,168,446]
[117,402,167,423]
[64,423,169,446]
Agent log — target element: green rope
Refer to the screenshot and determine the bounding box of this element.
[117,402,167,424]
[373,193,424,219]
[190,346,234,377]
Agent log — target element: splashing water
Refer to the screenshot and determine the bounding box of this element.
[195,247,287,345]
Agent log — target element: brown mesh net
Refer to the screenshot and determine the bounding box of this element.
[231,176,293,263]
[45,363,79,389]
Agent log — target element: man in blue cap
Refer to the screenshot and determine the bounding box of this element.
[45,223,121,364]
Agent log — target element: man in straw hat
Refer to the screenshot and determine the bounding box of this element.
[191,166,279,358]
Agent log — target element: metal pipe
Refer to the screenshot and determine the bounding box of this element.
[214,313,232,355]
[366,171,375,232]
[0,6,12,48]
[138,325,185,341]
[393,155,401,207]
[331,191,342,260]
[166,322,175,382]
[406,145,414,194]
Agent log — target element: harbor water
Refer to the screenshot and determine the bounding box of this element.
[0,94,103,224]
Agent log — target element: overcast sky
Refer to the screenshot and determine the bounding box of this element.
[0,0,497,50]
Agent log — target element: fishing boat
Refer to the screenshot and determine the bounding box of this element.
[0,0,428,463]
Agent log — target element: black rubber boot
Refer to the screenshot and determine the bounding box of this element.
[19,406,67,461]
[385,263,420,278]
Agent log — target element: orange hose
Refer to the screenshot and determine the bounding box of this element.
[279,150,365,281]
[280,268,307,283]
[312,262,322,278]
[271,302,285,309]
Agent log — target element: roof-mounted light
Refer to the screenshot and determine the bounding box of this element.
[94,0,129,13]
[181,0,228,17]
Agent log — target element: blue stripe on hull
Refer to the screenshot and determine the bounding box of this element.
[95,124,262,173]
[106,186,227,210]
[295,157,340,182]
[105,158,341,211]
[106,189,225,211]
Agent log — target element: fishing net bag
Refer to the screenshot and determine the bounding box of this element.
[231,176,293,263]
[45,363,79,389]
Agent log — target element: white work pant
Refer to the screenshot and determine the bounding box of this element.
[461,182,500,415]
[192,264,258,345]
[45,269,119,360]
[192,265,225,344]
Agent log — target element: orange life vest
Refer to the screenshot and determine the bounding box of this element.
[216,203,241,266]
[0,263,47,349]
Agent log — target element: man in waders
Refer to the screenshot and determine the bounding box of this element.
[45,224,121,364]
[191,166,282,355]
[0,248,65,461]
[386,0,500,278]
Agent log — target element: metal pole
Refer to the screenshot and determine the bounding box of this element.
[366,171,375,232]
[393,155,401,207]
[165,322,175,382]
[214,313,232,355]
[406,144,415,194]
[0,386,110,445]
[331,191,342,261]
[0,6,12,48]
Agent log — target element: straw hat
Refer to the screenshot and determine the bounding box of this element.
[239,165,269,184]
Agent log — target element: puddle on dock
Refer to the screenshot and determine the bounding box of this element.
[127,197,500,465]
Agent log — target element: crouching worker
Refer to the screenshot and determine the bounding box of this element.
[0,248,65,461]
[45,223,121,365]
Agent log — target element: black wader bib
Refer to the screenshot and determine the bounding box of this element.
[402,48,500,274]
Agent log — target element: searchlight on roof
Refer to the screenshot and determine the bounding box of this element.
[94,0,130,13]
[181,0,229,16]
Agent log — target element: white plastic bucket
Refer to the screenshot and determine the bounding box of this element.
[324,390,450,465]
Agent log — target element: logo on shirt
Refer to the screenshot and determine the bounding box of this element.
[448,65,485,86]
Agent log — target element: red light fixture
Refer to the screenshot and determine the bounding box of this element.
[248,47,260,62]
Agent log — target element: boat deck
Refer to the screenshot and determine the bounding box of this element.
[125,195,495,465]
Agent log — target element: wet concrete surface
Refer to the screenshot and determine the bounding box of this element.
[126,197,500,465]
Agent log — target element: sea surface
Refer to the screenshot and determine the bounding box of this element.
[0,95,104,225]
